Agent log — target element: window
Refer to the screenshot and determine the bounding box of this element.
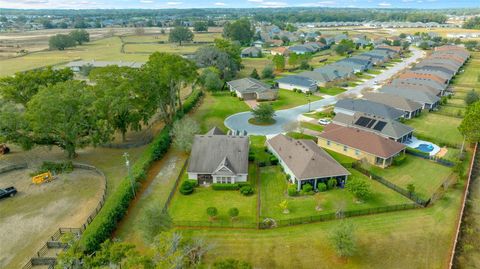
[355,149,360,156]
[343,145,348,152]
[327,140,331,146]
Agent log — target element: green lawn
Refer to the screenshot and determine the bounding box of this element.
[406,112,464,147]
[192,91,250,133]
[259,166,412,221]
[319,87,346,96]
[168,164,258,228]
[300,121,324,132]
[323,148,357,166]
[366,69,382,75]
[370,155,454,200]
[268,89,322,110]
[239,57,273,77]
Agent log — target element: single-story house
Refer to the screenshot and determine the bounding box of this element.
[362,92,423,119]
[380,85,441,110]
[288,45,316,54]
[226,78,278,101]
[276,75,318,93]
[270,46,290,56]
[334,34,349,43]
[391,79,445,96]
[336,57,373,72]
[267,134,350,191]
[253,40,264,48]
[318,123,406,168]
[334,98,405,120]
[398,72,448,85]
[187,127,249,185]
[241,47,262,58]
[65,60,144,72]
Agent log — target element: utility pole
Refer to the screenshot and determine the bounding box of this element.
[123,152,136,198]
[307,96,311,112]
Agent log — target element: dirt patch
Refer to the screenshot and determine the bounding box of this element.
[0,168,103,268]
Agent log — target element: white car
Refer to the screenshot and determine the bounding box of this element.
[318,118,331,125]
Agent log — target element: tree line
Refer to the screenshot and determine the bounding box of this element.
[0,52,198,158]
[49,29,90,50]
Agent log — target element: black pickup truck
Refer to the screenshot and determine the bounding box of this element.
[0,187,17,199]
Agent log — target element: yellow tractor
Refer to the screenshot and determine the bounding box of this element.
[32,172,55,184]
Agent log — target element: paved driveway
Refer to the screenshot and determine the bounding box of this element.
[224,48,425,135]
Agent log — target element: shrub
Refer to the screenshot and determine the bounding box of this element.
[179,181,195,195]
[405,147,430,158]
[212,183,239,190]
[269,155,279,165]
[287,184,298,196]
[258,161,266,167]
[393,154,407,166]
[239,185,254,196]
[317,182,327,192]
[207,207,218,219]
[248,152,255,162]
[237,182,251,188]
[302,183,313,193]
[327,178,337,190]
[32,160,74,176]
[228,207,240,219]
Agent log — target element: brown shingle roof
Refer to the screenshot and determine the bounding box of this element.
[318,124,406,159]
[267,134,350,180]
[398,72,446,84]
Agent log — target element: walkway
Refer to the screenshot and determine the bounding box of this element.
[224,47,425,135]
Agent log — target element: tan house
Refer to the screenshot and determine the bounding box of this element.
[318,124,406,168]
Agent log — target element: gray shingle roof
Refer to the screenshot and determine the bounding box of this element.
[380,85,440,105]
[335,98,405,120]
[267,134,350,180]
[188,130,249,175]
[362,92,423,112]
[276,75,317,88]
[227,78,278,100]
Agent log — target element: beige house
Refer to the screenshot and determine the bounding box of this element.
[318,124,406,168]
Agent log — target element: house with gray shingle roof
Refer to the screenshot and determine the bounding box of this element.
[267,134,350,191]
[392,79,446,96]
[362,92,423,119]
[187,127,249,185]
[380,85,440,110]
[276,75,318,93]
[334,98,405,120]
[241,47,262,58]
[226,78,278,101]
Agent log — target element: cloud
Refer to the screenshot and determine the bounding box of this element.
[378,1,391,7]
[247,0,264,2]
[214,1,226,5]
[259,1,287,7]
[140,0,153,3]
[166,1,182,4]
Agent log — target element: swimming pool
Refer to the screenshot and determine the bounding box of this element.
[416,143,435,153]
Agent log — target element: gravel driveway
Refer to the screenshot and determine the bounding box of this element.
[224,47,425,135]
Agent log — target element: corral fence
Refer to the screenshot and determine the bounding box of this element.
[22,162,107,269]
[162,158,189,213]
[352,163,430,207]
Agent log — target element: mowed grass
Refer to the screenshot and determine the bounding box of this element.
[168,164,258,227]
[192,91,250,133]
[124,43,206,54]
[259,166,412,221]
[300,121,325,132]
[239,57,272,77]
[406,112,464,147]
[371,155,454,200]
[268,89,322,110]
[319,86,346,96]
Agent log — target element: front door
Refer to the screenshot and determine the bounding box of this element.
[198,174,213,185]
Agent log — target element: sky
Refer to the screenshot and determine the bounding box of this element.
[0,0,478,9]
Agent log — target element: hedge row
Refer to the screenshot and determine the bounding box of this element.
[212,183,239,190]
[405,147,430,158]
[79,89,202,253]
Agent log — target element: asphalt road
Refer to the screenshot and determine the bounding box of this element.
[224,47,426,135]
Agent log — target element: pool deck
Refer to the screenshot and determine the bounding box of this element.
[404,136,441,157]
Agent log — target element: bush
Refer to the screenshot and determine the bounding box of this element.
[393,154,407,166]
[240,185,254,196]
[248,152,255,162]
[317,182,327,192]
[302,183,313,193]
[327,178,337,190]
[237,182,251,188]
[32,160,74,176]
[405,147,430,158]
[269,155,279,165]
[288,184,298,196]
[258,161,266,167]
[79,90,202,253]
[179,181,195,195]
[212,183,239,190]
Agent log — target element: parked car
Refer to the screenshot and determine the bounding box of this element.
[373,80,379,85]
[318,118,332,125]
[0,187,17,199]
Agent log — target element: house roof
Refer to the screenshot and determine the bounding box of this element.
[398,72,447,84]
[335,98,405,120]
[362,92,423,112]
[380,85,440,105]
[267,134,350,180]
[188,130,249,175]
[276,75,317,88]
[333,112,414,140]
[392,78,445,92]
[241,47,261,54]
[318,124,406,159]
[226,78,277,100]
[206,126,225,136]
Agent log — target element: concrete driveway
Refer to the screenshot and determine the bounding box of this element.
[224,47,425,136]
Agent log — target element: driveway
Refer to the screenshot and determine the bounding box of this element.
[224,47,425,135]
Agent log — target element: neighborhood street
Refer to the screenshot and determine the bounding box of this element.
[224,47,426,135]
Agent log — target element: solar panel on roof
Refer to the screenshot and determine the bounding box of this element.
[354,116,371,127]
[366,119,377,128]
[373,121,387,131]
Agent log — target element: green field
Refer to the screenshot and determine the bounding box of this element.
[124,43,205,54]
[269,89,322,110]
[370,155,454,200]
[319,87,346,96]
[300,121,325,132]
[239,57,273,77]
[406,112,464,147]
[259,166,412,221]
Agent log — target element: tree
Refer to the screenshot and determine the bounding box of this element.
[250,68,260,79]
[207,207,218,220]
[141,52,197,124]
[194,40,241,80]
[49,34,76,50]
[329,221,357,259]
[272,55,286,71]
[152,231,185,269]
[334,39,355,55]
[251,103,275,123]
[199,67,223,92]
[193,21,208,32]
[169,26,194,45]
[139,205,172,242]
[69,29,90,45]
[407,183,416,195]
[228,207,239,220]
[459,101,480,142]
[399,33,407,38]
[288,53,299,68]
[25,81,109,158]
[345,177,372,201]
[213,258,253,269]
[465,89,480,105]
[0,66,73,105]
[90,66,155,142]
[0,100,33,150]
[262,65,275,79]
[299,59,310,70]
[418,41,430,50]
[223,18,254,45]
[170,117,200,152]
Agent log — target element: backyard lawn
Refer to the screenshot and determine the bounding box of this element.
[370,155,454,200]
[300,122,325,132]
[319,87,346,96]
[168,164,258,228]
[259,166,412,221]
[269,89,322,110]
[239,57,273,77]
[406,112,464,147]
